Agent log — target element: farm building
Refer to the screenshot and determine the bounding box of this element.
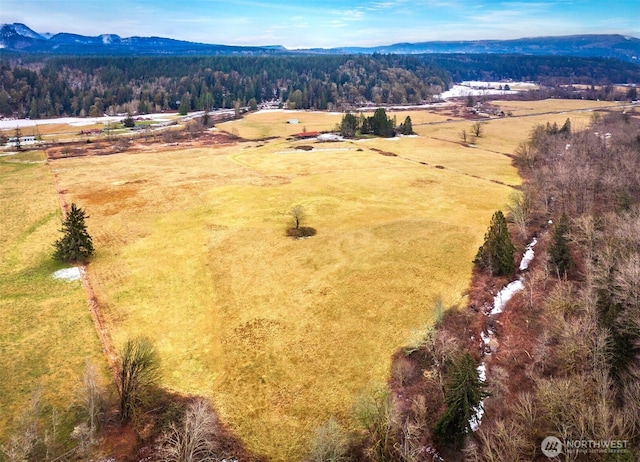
[6,135,37,146]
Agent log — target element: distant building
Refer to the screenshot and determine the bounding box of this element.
[292,131,319,139]
[6,135,37,146]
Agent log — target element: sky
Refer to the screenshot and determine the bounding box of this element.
[2,0,639,49]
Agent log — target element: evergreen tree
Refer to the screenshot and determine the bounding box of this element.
[548,213,572,278]
[398,115,414,135]
[339,113,358,138]
[53,203,94,263]
[434,353,488,446]
[474,210,516,276]
[122,113,135,128]
[178,92,191,116]
[370,108,395,137]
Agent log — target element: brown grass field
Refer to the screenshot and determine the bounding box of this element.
[0,151,108,445]
[1,99,628,460]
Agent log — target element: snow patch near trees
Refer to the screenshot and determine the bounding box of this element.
[52,267,81,281]
[471,236,537,431]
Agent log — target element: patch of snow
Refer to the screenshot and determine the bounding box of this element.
[317,133,343,142]
[53,267,81,282]
[519,237,537,271]
[438,85,518,100]
[491,279,525,315]
[480,330,491,346]
[0,113,180,130]
[472,236,536,432]
[469,364,487,432]
[469,363,486,432]
[476,362,486,382]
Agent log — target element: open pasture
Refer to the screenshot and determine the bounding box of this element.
[487,98,625,117]
[0,152,108,443]
[218,108,460,140]
[3,98,626,459]
[50,118,516,459]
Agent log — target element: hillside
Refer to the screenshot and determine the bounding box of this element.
[1,22,639,63]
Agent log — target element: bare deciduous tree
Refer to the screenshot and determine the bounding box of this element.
[506,191,531,238]
[471,122,484,138]
[1,390,41,462]
[289,205,305,230]
[79,361,105,445]
[158,399,219,462]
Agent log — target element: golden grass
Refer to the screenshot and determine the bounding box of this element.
[3,98,622,459]
[488,98,625,117]
[0,153,108,442]
[50,123,515,459]
[218,109,458,140]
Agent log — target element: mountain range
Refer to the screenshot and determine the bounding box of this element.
[1,22,639,62]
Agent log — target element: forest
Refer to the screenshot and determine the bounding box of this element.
[1,53,639,120]
[375,110,640,461]
[420,53,640,86]
[0,54,449,118]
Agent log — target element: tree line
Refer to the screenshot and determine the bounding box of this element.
[0,54,449,118]
[421,53,640,88]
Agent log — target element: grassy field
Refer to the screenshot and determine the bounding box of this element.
[0,151,108,445]
[3,99,621,460]
[49,111,517,459]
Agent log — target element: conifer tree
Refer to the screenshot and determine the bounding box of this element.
[398,116,414,135]
[434,353,487,445]
[53,203,94,263]
[549,213,572,278]
[559,117,571,136]
[474,210,516,276]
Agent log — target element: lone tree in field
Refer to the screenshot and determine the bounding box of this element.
[286,205,316,239]
[53,203,94,264]
[474,210,516,276]
[434,353,488,446]
[289,205,305,230]
[117,337,160,422]
[471,122,484,138]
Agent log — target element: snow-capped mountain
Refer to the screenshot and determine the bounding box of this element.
[0,22,638,62]
[0,22,285,56]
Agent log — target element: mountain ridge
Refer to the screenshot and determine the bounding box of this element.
[1,22,638,62]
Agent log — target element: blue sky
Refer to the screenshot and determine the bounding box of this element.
[2,0,639,49]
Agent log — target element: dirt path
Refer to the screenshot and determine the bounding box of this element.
[47,158,120,386]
